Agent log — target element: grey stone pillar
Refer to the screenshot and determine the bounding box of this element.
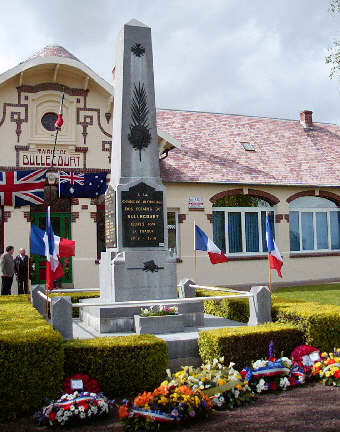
[248,286,272,326]
[30,285,47,318]
[51,296,73,340]
[178,279,196,298]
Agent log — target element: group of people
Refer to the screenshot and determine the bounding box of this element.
[0,246,30,295]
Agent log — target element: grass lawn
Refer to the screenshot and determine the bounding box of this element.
[274,283,340,306]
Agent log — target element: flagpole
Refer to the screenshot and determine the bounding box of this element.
[266,211,272,292]
[193,220,197,281]
[27,220,31,302]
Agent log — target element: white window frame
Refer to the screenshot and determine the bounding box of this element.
[167,210,180,258]
[289,207,340,252]
[213,206,275,256]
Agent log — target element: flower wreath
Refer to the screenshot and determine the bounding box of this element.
[291,345,321,376]
[63,374,100,395]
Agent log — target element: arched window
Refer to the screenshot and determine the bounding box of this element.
[289,196,340,252]
[213,195,274,255]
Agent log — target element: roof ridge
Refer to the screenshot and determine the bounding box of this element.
[22,45,81,64]
[157,107,336,126]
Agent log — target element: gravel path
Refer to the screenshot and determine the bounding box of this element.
[1,383,340,432]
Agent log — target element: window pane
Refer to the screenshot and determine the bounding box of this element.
[289,196,338,209]
[262,211,274,252]
[213,211,225,252]
[301,212,314,250]
[330,211,340,250]
[167,212,177,254]
[289,211,300,251]
[228,212,242,253]
[245,212,259,252]
[316,212,328,250]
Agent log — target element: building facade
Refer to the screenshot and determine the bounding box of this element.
[1,45,340,291]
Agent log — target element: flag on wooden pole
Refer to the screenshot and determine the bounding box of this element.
[265,213,283,278]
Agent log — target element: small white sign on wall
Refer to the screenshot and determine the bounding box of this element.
[188,197,204,209]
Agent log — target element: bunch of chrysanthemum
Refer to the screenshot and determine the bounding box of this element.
[241,357,305,394]
[140,305,178,317]
[161,358,254,410]
[118,384,212,431]
[36,391,112,427]
[312,349,340,386]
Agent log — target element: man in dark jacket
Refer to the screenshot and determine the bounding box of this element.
[14,248,30,295]
[0,245,15,295]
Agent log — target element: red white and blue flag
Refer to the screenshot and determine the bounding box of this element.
[0,169,46,207]
[266,213,283,278]
[195,224,228,264]
[30,207,75,290]
[55,92,64,129]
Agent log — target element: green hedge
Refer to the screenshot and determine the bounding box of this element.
[198,322,304,368]
[274,300,340,352]
[198,289,340,352]
[197,288,250,323]
[0,296,63,421]
[51,291,99,318]
[64,334,168,397]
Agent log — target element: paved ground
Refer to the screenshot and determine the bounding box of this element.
[2,382,340,432]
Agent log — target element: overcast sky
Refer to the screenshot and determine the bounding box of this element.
[1,0,340,123]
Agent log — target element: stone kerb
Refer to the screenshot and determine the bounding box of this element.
[30,284,47,318]
[51,296,73,340]
[248,286,272,326]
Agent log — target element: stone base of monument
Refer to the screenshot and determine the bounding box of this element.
[79,298,204,333]
[134,314,184,334]
[74,313,245,360]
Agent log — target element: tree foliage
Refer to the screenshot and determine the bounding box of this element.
[326,1,340,79]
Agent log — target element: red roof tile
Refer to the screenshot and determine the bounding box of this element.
[24,45,80,63]
[156,109,340,187]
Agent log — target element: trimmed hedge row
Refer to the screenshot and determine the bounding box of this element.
[64,335,168,397]
[196,289,250,323]
[0,296,168,422]
[274,300,340,352]
[0,295,64,421]
[198,322,304,368]
[198,289,340,352]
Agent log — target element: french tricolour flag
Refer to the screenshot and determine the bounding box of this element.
[195,225,228,264]
[55,92,64,129]
[266,214,283,278]
[30,207,75,290]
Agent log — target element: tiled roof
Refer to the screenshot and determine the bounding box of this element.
[24,45,80,63]
[157,109,340,187]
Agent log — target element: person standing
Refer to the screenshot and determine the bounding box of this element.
[14,248,30,295]
[0,246,15,295]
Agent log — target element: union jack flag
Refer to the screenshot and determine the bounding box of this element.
[0,169,46,207]
[59,172,84,186]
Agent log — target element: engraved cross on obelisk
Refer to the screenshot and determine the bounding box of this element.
[101,19,177,302]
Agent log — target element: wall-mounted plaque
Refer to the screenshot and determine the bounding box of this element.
[121,182,164,247]
[105,185,116,248]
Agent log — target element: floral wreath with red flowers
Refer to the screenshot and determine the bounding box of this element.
[63,374,100,395]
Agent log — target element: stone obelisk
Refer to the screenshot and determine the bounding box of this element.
[101,19,177,302]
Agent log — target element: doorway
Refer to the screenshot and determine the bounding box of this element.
[30,211,72,285]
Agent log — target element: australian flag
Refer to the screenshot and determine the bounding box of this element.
[0,169,46,207]
[59,171,107,198]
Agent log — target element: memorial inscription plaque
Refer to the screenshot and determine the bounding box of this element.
[121,182,164,247]
[105,185,116,248]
